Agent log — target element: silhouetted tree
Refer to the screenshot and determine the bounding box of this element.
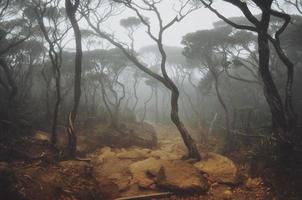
[83,0,202,160]
[199,0,297,154]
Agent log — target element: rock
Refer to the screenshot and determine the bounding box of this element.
[93,157,133,192]
[209,184,232,200]
[58,160,92,178]
[34,130,50,141]
[99,122,157,148]
[15,163,101,200]
[116,148,150,160]
[119,183,158,198]
[93,147,116,165]
[129,158,162,189]
[150,149,185,160]
[223,189,233,199]
[106,172,132,192]
[98,178,120,199]
[194,153,238,184]
[245,177,263,190]
[156,160,208,192]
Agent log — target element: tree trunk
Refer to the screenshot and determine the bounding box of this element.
[141,87,154,123]
[132,73,139,113]
[158,42,201,160]
[154,86,159,124]
[86,19,202,160]
[65,0,82,158]
[258,32,287,139]
[41,67,51,121]
[51,68,61,145]
[0,58,17,106]
[66,0,82,122]
[208,64,232,149]
[170,87,201,159]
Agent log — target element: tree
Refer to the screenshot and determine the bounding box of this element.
[120,16,142,115]
[65,0,82,158]
[199,0,297,155]
[31,0,70,146]
[83,0,202,160]
[281,0,302,14]
[0,0,33,134]
[0,1,31,106]
[182,26,233,147]
[83,49,129,128]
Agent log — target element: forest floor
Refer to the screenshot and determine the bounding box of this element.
[0,122,296,200]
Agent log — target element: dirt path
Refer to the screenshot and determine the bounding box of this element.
[2,124,274,200]
[87,125,273,200]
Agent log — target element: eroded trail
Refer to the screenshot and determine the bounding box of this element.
[3,124,273,200]
[87,125,273,200]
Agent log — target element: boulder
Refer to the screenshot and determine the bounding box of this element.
[150,149,185,160]
[93,147,116,165]
[93,157,133,192]
[98,178,120,200]
[194,153,238,184]
[116,148,151,160]
[129,158,162,189]
[209,183,233,199]
[156,160,208,192]
[99,122,157,148]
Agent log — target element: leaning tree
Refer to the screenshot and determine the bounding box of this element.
[82,0,202,160]
[199,0,298,155]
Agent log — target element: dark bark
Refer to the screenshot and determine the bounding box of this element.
[256,7,290,143]
[154,85,159,123]
[99,75,114,126]
[181,72,199,118]
[51,67,61,145]
[34,5,62,146]
[141,87,154,123]
[0,58,17,105]
[207,61,231,145]
[113,74,126,127]
[132,73,139,113]
[200,0,298,151]
[66,0,82,122]
[91,84,98,115]
[98,69,125,128]
[83,2,202,160]
[65,0,82,158]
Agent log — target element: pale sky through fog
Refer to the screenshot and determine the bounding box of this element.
[76,1,294,51]
[88,1,260,51]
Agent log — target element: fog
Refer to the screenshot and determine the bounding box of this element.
[1,0,302,200]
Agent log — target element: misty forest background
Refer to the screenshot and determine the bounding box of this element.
[1,0,302,199]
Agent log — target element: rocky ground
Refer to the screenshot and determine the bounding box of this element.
[86,125,273,200]
[0,123,275,200]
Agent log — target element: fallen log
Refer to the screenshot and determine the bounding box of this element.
[114,192,172,200]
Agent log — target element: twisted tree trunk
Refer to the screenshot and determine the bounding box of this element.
[65,0,82,158]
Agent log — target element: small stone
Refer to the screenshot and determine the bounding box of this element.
[223,189,233,200]
[245,177,263,190]
[129,158,162,189]
[194,153,239,184]
[156,160,209,192]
